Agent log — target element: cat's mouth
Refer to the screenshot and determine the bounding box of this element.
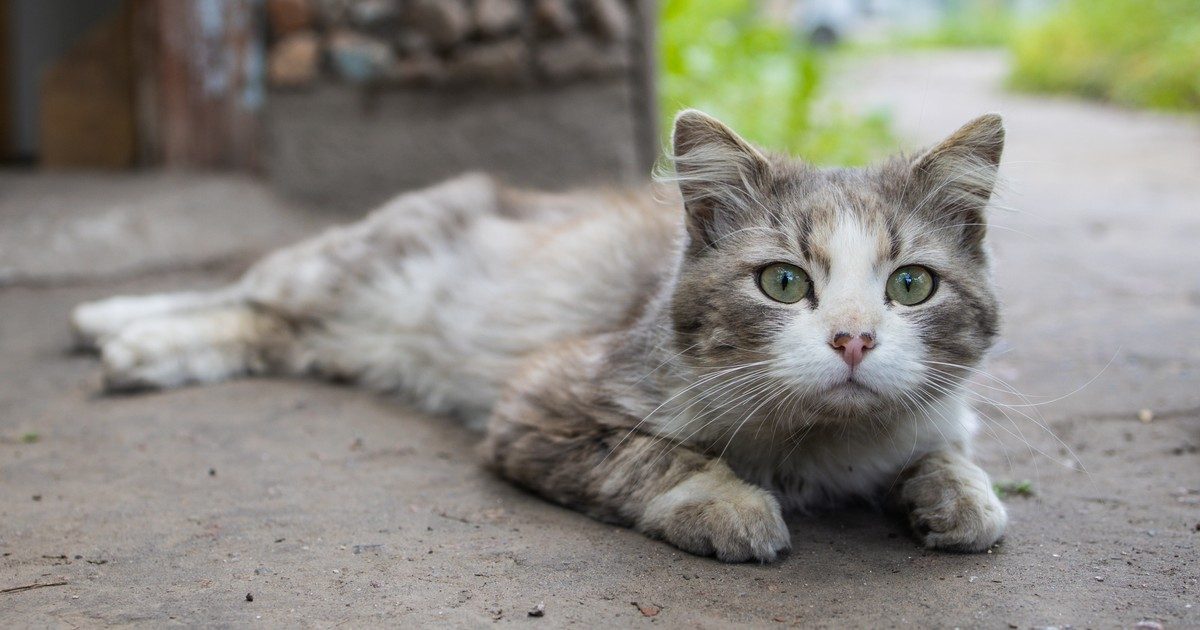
[825,378,879,403]
[831,379,874,393]
[815,379,883,416]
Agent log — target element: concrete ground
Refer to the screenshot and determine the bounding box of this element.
[2,51,1198,628]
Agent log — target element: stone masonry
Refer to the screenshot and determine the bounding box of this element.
[261,0,658,211]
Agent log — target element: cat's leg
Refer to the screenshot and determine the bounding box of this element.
[98,305,295,391]
[893,450,1007,552]
[78,174,505,390]
[486,413,790,562]
[71,289,238,350]
[483,346,790,563]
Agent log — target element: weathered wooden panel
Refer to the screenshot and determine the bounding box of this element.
[135,0,264,170]
[0,1,11,159]
[39,1,137,169]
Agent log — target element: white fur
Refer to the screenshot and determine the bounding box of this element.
[99,307,276,390]
[75,175,679,423]
[71,290,236,349]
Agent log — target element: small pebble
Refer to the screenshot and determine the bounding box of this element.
[1138,409,1154,423]
[245,593,254,602]
[528,602,545,617]
[1094,575,1104,582]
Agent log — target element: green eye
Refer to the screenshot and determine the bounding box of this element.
[887,265,936,306]
[758,263,810,304]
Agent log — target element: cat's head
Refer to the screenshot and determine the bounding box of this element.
[668,110,1003,420]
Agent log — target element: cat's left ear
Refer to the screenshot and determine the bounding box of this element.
[671,110,772,248]
[910,113,1005,252]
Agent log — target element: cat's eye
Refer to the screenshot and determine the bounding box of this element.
[887,265,936,306]
[758,263,810,304]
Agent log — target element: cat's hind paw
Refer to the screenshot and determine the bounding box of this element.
[71,291,229,350]
[97,308,274,392]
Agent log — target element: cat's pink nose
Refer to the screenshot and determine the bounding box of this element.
[830,332,876,368]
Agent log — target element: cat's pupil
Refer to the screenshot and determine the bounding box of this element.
[779,272,791,290]
[902,273,913,291]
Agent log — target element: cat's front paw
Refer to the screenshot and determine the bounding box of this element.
[900,451,1007,552]
[639,465,790,563]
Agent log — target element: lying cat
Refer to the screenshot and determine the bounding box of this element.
[72,110,1008,562]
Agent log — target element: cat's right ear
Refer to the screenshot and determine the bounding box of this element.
[671,110,771,247]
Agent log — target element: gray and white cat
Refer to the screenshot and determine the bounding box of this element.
[72,110,1008,562]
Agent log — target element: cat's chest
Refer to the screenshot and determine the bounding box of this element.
[715,413,970,511]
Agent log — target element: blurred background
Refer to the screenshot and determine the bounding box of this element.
[4,0,1197,282]
[2,0,1195,196]
[2,2,1199,626]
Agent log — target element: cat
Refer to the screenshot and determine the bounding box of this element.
[72,110,1008,562]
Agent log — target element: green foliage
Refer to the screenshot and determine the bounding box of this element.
[1009,0,1200,111]
[21,432,40,444]
[659,0,894,165]
[994,479,1034,499]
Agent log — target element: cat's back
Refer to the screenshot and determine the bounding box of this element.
[289,176,684,420]
[478,182,684,341]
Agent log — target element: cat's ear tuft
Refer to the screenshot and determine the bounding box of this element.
[672,110,763,160]
[909,114,1005,253]
[670,110,771,247]
[914,113,1005,171]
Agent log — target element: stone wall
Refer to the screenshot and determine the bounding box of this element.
[262,0,658,211]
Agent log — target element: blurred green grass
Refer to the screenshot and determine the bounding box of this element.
[658,0,894,166]
[1009,0,1200,111]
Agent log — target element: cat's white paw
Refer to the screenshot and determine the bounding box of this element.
[640,465,790,563]
[901,451,1007,552]
[100,324,193,391]
[72,292,224,350]
[98,311,256,391]
[72,297,144,349]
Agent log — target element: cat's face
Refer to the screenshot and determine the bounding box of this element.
[669,111,1003,420]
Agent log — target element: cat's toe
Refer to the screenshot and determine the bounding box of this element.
[71,300,123,350]
[640,466,791,563]
[899,451,1007,552]
[908,481,1007,552]
[99,320,198,392]
[99,337,162,392]
[912,492,1008,549]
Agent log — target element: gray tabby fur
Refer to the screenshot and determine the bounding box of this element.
[72,111,1009,562]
